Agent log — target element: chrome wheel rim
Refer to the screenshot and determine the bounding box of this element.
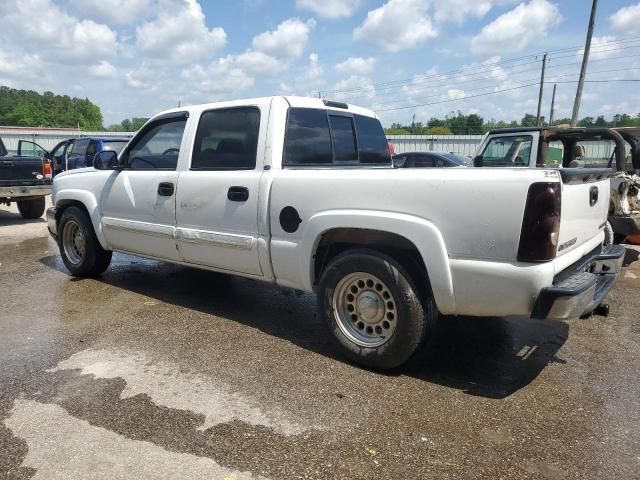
[62,220,85,265]
[332,272,397,348]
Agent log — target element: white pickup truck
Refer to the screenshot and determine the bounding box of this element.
[47,96,625,369]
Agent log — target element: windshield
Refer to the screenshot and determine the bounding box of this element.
[479,135,532,167]
[103,141,127,155]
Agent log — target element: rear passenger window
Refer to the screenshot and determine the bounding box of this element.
[284,108,391,167]
[329,115,357,161]
[284,108,332,165]
[355,114,391,164]
[192,107,260,170]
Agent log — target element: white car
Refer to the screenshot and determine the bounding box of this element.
[47,96,625,370]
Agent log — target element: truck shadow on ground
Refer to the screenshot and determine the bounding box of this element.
[0,208,45,226]
[41,253,568,400]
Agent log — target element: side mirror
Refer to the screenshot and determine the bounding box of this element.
[93,150,119,170]
[473,155,483,167]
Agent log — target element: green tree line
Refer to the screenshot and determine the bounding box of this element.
[0,86,103,130]
[385,111,640,135]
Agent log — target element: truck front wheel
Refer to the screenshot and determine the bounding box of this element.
[17,197,45,219]
[58,206,112,277]
[318,249,437,370]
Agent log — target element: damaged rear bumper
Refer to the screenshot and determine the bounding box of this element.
[532,244,625,320]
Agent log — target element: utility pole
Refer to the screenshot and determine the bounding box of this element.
[549,83,557,125]
[571,0,598,127]
[536,53,547,127]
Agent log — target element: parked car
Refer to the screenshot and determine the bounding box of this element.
[66,137,129,170]
[393,151,471,168]
[48,139,74,176]
[474,127,640,244]
[47,96,624,370]
[0,137,52,218]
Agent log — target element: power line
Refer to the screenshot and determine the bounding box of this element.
[372,78,640,113]
[342,58,640,107]
[324,36,640,97]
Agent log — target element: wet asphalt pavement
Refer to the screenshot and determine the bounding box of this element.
[1,201,639,479]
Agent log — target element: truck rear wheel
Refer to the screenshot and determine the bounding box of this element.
[58,206,112,277]
[318,249,436,370]
[17,197,45,219]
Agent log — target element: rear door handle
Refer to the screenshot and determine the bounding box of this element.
[158,182,175,196]
[228,186,249,202]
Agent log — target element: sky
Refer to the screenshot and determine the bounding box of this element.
[1,0,640,127]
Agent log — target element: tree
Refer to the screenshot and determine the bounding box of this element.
[0,86,104,129]
[520,114,538,127]
[425,126,453,135]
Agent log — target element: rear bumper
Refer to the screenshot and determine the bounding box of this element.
[609,213,640,236]
[532,244,625,320]
[46,207,57,241]
[0,184,51,198]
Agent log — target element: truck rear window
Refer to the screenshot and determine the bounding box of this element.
[283,107,391,167]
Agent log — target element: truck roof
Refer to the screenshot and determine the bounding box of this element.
[153,96,378,120]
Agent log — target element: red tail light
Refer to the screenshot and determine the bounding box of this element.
[43,160,52,179]
[518,182,561,262]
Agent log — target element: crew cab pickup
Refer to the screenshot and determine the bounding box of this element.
[47,97,625,369]
[0,137,52,219]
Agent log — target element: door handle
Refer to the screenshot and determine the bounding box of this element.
[228,186,249,202]
[158,182,175,196]
[589,186,599,206]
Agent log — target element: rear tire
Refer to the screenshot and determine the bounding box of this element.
[17,197,45,219]
[603,221,615,245]
[58,206,112,277]
[318,249,437,370]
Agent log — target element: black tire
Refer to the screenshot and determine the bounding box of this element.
[57,206,112,277]
[603,221,615,245]
[318,249,437,370]
[17,197,45,219]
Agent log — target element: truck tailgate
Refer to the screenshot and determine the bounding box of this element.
[556,169,611,257]
[0,157,45,185]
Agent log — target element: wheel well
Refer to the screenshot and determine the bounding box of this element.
[55,200,90,224]
[313,228,431,293]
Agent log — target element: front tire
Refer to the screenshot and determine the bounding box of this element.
[17,197,45,219]
[318,249,437,370]
[58,206,112,277]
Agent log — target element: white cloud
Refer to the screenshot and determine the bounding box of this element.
[335,57,376,75]
[222,50,282,74]
[0,0,118,63]
[90,60,117,78]
[277,52,325,97]
[611,3,640,33]
[353,0,437,52]
[296,0,360,19]
[471,0,562,56]
[181,62,255,94]
[332,75,376,101]
[579,36,622,61]
[68,0,153,25]
[136,0,226,63]
[252,18,316,58]
[447,88,466,99]
[431,0,517,25]
[0,49,43,84]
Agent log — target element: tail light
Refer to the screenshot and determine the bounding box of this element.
[518,182,561,262]
[43,160,52,179]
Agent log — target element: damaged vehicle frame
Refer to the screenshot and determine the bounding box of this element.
[474,127,640,243]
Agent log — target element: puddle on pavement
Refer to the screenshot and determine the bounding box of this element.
[5,399,269,480]
[49,348,308,435]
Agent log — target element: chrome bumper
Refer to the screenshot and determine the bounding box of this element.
[0,184,51,198]
[532,244,625,320]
